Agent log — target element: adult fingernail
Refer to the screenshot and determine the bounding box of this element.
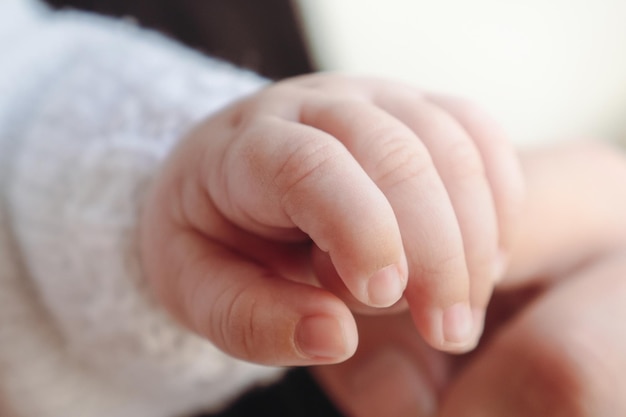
[352,349,437,417]
[440,302,474,349]
[367,264,405,307]
[295,315,349,361]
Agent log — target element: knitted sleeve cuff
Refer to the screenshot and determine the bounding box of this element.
[4,5,282,417]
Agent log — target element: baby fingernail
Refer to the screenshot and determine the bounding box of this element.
[366,264,405,307]
[442,302,473,346]
[295,315,348,360]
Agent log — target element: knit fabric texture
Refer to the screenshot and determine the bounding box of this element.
[0,1,283,416]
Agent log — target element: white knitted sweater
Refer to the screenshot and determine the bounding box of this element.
[0,1,283,416]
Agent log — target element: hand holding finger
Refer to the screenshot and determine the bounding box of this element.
[142,73,522,366]
[441,252,626,417]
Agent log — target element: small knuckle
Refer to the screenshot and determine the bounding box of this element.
[374,139,433,189]
[238,83,305,120]
[307,98,368,126]
[228,96,262,128]
[214,284,260,360]
[445,140,485,181]
[258,80,299,98]
[276,139,343,215]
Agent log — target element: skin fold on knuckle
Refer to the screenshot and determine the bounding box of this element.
[274,139,346,228]
[371,136,434,192]
[212,280,298,364]
[228,120,336,229]
[211,283,265,361]
[276,140,340,195]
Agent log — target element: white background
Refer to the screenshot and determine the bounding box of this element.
[295,0,626,145]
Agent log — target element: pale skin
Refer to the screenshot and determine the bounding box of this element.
[312,141,626,416]
[140,73,525,365]
[139,71,626,416]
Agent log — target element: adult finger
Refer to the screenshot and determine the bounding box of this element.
[500,141,626,288]
[440,252,626,417]
[311,314,445,417]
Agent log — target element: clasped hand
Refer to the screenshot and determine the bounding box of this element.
[140,73,523,365]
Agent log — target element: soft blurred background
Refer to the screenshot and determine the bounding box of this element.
[47,0,626,146]
[294,0,626,146]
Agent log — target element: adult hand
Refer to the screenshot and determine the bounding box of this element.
[313,250,626,417]
[312,141,626,416]
[440,250,626,416]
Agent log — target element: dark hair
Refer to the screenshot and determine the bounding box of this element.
[44,0,315,79]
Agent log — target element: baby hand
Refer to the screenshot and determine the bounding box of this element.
[140,73,524,366]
